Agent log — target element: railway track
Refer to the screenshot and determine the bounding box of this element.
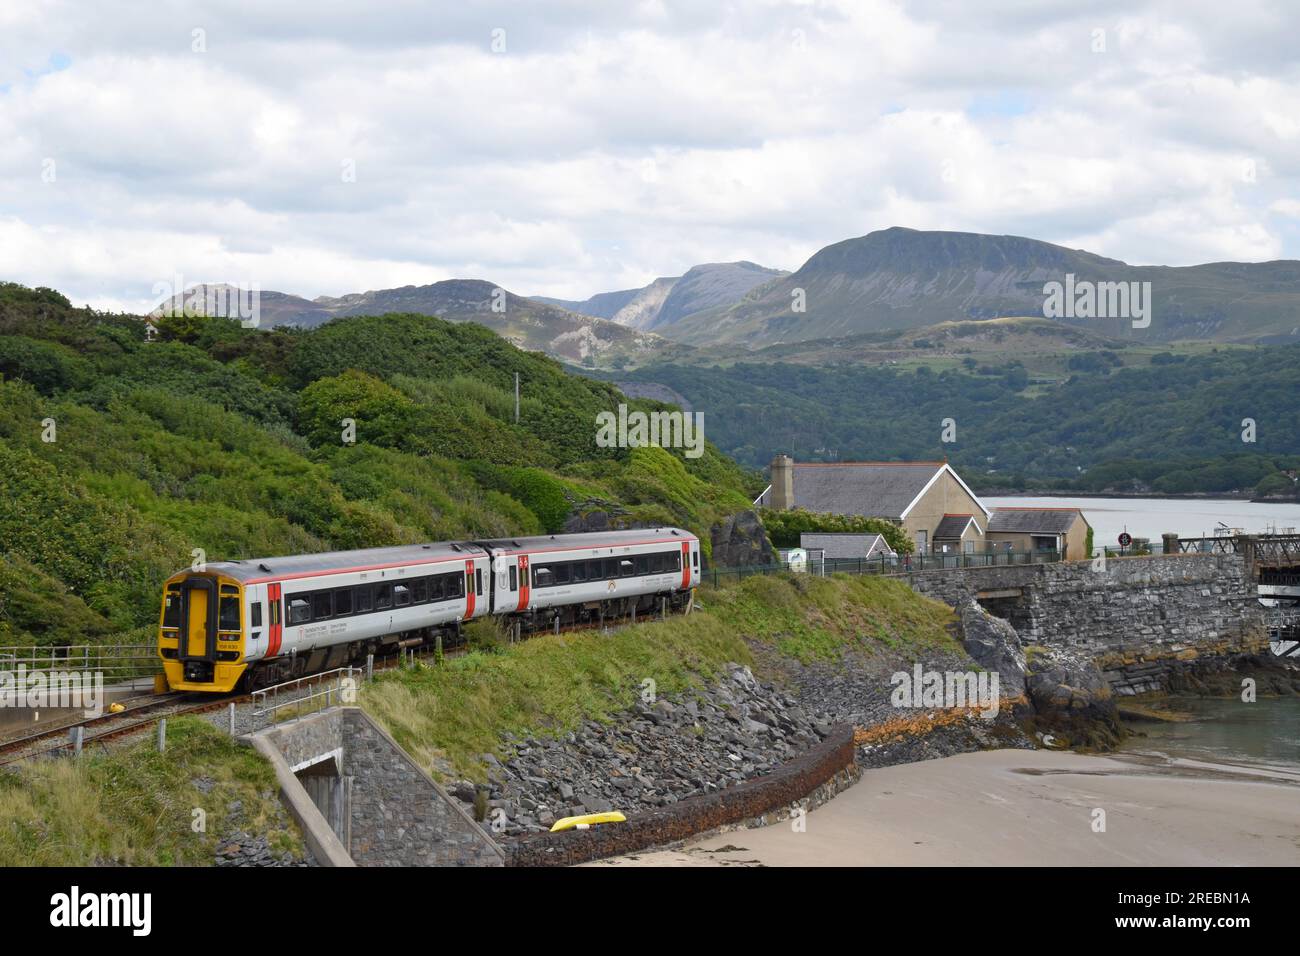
[0,603,683,767]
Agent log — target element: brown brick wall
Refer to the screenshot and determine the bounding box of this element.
[506,723,856,867]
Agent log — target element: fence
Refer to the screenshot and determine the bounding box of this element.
[705,549,1063,585]
[250,666,360,730]
[0,643,161,683]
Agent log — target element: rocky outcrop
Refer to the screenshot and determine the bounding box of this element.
[1023,646,1124,749]
[449,664,834,839]
[959,600,1028,700]
[709,510,776,568]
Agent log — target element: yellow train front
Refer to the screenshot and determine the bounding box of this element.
[158,568,250,693]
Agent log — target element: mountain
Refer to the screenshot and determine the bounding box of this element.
[535,261,786,332]
[662,227,1300,347]
[152,280,684,367]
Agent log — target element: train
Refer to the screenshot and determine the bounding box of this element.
[158,528,701,693]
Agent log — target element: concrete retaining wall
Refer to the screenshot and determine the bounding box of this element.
[506,722,857,867]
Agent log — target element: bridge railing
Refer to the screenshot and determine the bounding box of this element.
[250,666,360,730]
[706,549,1063,585]
[0,643,161,683]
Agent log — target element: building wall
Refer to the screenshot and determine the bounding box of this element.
[902,470,986,552]
[987,517,1091,560]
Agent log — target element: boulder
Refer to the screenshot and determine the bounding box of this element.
[710,510,776,569]
[959,600,1028,699]
[1023,646,1125,749]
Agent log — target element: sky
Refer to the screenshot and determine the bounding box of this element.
[1,0,1298,313]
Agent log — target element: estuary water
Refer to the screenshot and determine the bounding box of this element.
[1120,697,1300,773]
[983,495,1300,546]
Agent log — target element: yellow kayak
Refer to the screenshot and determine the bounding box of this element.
[549,811,626,832]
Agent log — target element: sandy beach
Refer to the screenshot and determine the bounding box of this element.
[590,749,1300,866]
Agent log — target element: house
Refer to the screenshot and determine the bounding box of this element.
[755,456,989,554]
[987,507,1091,560]
[799,532,896,561]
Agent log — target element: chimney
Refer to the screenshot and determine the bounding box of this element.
[770,455,794,510]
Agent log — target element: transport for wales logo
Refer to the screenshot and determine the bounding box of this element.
[0,667,105,717]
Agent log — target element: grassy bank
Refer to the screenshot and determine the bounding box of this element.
[0,717,302,866]
[362,573,959,779]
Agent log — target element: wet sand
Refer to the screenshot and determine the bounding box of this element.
[590,749,1300,866]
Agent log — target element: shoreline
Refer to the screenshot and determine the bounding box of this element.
[588,748,1300,867]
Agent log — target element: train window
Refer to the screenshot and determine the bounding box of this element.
[692,550,698,569]
[476,568,483,595]
[509,566,517,591]
[453,571,465,598]
[375,584,392,609]
[271,599,280,626]
[673,552,681,570]
[251,602,263,627]
[413,578,429,603]
[534,567,553,588]
[288,597,311,625]
[553,563,571,585]
[335,589,353,616]
[219,595,240,631]
[312,591,332,620]
[394,584,411,606]
[571,562,585,583]
[355,586,372,613]
[634,554,648,574]
[620,559,634,577]
[162,588,182,629]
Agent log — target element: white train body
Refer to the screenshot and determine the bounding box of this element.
[159,529,699,692]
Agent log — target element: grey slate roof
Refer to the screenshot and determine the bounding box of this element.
[800,532,894,559]
[988,508,1084,534]
[934,515,978,539]
[789,462,947,519]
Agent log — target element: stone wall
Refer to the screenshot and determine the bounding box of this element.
[341,709,505,867]
[901,553,1269,695]
[506,722,856,867]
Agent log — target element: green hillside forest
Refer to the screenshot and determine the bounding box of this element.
[0,283,758,647]
[604,349,1300,496]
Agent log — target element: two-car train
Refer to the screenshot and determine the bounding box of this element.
[158,528,701,693]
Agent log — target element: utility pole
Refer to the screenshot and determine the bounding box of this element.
[514,372,520,423]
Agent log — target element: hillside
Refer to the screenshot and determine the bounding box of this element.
[0,282,757,647]
[663,227,1300,347]
[598,345,1300,494]
[154,280,687,368]
[536,261,786,332]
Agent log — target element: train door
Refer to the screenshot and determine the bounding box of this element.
[517,554,530,612]
[464,559,477,619]
[186,581,210,658]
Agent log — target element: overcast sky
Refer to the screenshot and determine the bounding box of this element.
[2,0,1298,313]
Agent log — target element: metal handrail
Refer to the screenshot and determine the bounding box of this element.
[250,666,359,729]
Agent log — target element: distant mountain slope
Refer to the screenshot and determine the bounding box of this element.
[664,227,1300,347]
[534,261,786,332]
[647,261,787,331]
[153,280,682,367]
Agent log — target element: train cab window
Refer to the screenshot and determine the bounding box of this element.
[620,559,635,577]
[251,602,263,628]
[375,584,393,609]
[692,550,698,569]
[509,566,517,591]
[334,589,352,616]
[413,578,429,603]
[162,588,182,629]
[219,595,240,631]
[476,568,483,595]
[312,592,332,620]
[288,597,311,625]
[394,584,411,607]
[355,586,373,613]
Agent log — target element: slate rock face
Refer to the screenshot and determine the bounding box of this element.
[960,599,1028,699]
[1024,646,1125,749]
[710,510,776,569]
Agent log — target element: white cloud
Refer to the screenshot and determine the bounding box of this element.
[0,0,1297,309]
